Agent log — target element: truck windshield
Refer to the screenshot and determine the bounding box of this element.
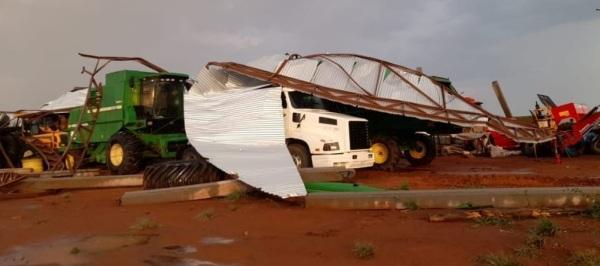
[288,91,327,110]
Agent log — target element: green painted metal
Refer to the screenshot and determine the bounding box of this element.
[305,182,383,193]
[67,70,189,164]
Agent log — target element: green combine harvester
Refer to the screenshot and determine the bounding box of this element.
[66,54,198,175]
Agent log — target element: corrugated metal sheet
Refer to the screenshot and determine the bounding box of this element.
[40,88,88,111]
[207,53,555,143]
[185,70,306,198]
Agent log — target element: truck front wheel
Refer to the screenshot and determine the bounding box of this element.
[107,132,144,175]
[287,143,312,168]
[371,136,401,171]
[404,134,436,167]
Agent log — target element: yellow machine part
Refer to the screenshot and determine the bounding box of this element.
[22,157,43,173]
[371,143,389,164]
[109,143,124,166]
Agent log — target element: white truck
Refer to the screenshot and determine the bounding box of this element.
[281,88,374,169]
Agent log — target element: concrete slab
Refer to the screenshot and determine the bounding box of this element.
[119,179,250,206]
[305,187,600,209]
[17,174,143,193]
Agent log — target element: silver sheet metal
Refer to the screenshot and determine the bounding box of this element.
[208,53,554,143]
[40,88,88,111]
[185,69,306,198]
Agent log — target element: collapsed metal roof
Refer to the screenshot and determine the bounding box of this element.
[40,87,88,112]
[207,53,554,143]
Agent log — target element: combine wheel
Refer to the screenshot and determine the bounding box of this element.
[404,134,436,167]
[371,136,401,171]
[143,159,228,189]
[287,143,312,168]
[106,131,144,175]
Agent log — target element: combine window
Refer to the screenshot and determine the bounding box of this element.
[140,78,185,118]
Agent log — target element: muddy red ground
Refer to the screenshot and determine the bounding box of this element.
[0,155,599,265]
[357,155,600,189]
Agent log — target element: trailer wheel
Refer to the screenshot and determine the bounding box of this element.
[287,143,312,168]
[106,131,144,175]
[404,134,435,167]
[590,137,600,155]
[143,159,228,189]
[371,136,401,171]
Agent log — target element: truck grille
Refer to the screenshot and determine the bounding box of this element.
[349,121,370,150]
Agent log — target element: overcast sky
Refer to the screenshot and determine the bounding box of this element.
[1,0,599,115]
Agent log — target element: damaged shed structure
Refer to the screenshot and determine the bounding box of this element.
[184,53,554,198]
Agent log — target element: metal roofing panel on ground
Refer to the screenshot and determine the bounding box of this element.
[185,76,306,198]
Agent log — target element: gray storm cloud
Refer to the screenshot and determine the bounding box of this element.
[1,0,599,115]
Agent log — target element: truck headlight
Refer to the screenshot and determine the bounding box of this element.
[323,142,340,151]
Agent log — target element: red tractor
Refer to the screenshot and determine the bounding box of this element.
[529,94,600,156]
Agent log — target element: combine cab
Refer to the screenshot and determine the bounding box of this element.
[64,54,192,174]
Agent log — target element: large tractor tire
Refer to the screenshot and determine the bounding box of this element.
[106,131,144,175]
[590,136,600,155]
[143,159,228,189]
[178,145,204,161]
[371,136,402,171]
[404,134,436,167]
[287,143,312,168]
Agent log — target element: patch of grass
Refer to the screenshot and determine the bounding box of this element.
[475,253,520,266]
[352,242,375,260]
[514,235,544,258]
[195,208,215,221]
[403,200,418,210]
[129,217,159,231]
[399,180,410,191]
[456,202,476,210]
[534,218,558,237]
[586,200,600,220]
[568,249,600,266]
[70,247,80,255]
[225,190,245,202]
[475,216,513,227]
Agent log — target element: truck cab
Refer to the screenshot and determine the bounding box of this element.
[281,88,374,169]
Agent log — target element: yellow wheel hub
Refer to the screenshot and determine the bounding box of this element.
[409,141,427,159]
[109,143,124,166]
[371,143,389,164]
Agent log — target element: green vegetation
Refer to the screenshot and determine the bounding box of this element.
[195,209,215,221]
[352,242,375,260]
[534,218,558,237]
[568,249,600,266]
[474,216,512,227]
[129,217,159,231]
[586,200,600,219]
[70,247,80,255]
[399,180,410,191]
[403,200,418,210]
[475,253,519,266]
[225,190,245,202]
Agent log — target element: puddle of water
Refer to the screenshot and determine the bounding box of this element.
[200,237,235,245]
[0,234,153,266]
